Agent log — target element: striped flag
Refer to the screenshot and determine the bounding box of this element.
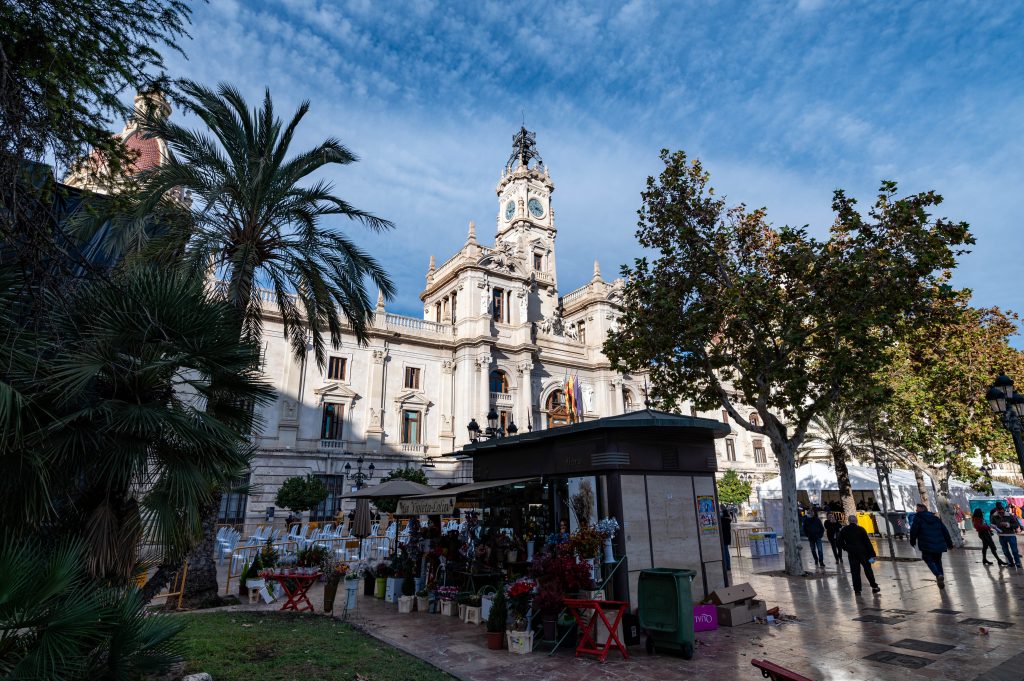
[573,373,584,420]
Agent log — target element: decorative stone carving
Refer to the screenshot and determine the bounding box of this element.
[518,287,528,321]
[476,354,492,370]
[281,399,298,423]
[582,383,595,413]
[372,349,387,364]
[479,285,490,315]
[441,360,455,374]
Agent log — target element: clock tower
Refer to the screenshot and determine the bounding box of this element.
[495,127,557,287]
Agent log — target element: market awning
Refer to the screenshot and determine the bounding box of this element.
[409,476,541,499]
[341,479,435,498]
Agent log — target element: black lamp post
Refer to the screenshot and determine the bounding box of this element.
[343,452,375,490]
[985,372,1024,483]
[467,407,517,443]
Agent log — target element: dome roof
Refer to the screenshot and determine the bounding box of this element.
[122,130,163,173]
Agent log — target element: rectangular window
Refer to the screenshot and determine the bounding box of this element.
[725,439,737,461]
[576,322,586,344]
[327,356,347,381]
[218,473,250,526]
[320,402,344,440]
[722,409,729,425]
[402,410,421,444]
[451,292,457,323]
[533,252,543,270]
[435,301,442,322]
[753,440,767,464]
[404,366,421,390]
[309,474,346,522]
[492,287,506,323]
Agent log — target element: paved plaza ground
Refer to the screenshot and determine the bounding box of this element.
[212,536,1024,681]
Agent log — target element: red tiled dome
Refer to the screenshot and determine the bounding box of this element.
[123,132,162,173]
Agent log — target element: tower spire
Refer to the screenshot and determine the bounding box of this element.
[506,127,543,172]
[592,259,602,282]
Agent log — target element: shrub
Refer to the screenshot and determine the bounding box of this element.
[275,475,329,514]
[486,588,508,633]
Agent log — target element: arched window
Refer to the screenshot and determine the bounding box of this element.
[489,370,509,394]
[622,389,634,413]
[545,390,568,429]
[749,412,761,428]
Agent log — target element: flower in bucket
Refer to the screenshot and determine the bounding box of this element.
[567,525,602,558]
[505,576,537,618]
[596,517,620,540]
[325,560,350,587]
[436,586,459,602]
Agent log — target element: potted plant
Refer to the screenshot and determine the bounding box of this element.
[437,586,459,616]
[415,587,430,613]
[485,588,508,650]
[239,552,264,597]
[374,563,389,598]
[296,545,329,571]
[463,594,482,624]
[398,574,416,613]
[596,517,620,563]
[363,563,376,596]
[533,584,564,642]
[322,559,349,614]
[345,568,361,611]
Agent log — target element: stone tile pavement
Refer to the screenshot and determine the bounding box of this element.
[217,537,1024,681]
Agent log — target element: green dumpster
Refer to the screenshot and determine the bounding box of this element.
[637,568,696,659]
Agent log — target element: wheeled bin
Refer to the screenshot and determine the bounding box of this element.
[637,568,696,659]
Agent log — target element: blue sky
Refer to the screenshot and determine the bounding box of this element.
[158,0,1023,342]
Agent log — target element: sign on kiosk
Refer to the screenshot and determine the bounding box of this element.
[396,496,455,515]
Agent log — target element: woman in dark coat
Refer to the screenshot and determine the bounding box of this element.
[824,512,843,564]
[973,507,1005,566]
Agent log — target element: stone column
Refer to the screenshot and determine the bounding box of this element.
[476,353,492,420]
[517,360,534,431]
[439,359,455,453]
[610,377,625,415]
[366,348,388,447]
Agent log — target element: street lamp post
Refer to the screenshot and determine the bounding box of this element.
[467,406,517,443]
[343,452,375,491]
[985,372,1024,482]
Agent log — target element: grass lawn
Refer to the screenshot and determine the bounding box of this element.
[176,611,453,681]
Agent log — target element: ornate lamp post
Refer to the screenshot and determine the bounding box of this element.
[985,372,1024,482]
[343,453,375,491]
[467,407,517,443]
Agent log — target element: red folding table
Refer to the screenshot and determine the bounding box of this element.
[562,598,630,662]
[264,570,321,612]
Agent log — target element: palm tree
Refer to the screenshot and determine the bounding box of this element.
[802,409,871,518]
[129,81,395,603]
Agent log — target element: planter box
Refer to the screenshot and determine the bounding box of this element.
[458,603,467,620]
[398,596,415,614]
[245,578,266,589]
[374,577,386,599]
[464,605,482,625]
[345,582,359,611]
[416,596,429,612]
[440,600,458,617]
[386,577,401,604]
[506,630,534,655]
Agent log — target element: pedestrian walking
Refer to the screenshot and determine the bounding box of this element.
[909,503,954,588]
[803,510,826,567]
[824,512,844,565]
[972,507,1006,566]
[991,502,1023,568]
[720,506,733,572]
[837,514,880,594]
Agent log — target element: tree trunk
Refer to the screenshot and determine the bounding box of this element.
[773,441,805,576]
[832,448,857,518]
[175,493,225,608]
[913,466,929,506]
[140,562,179,603]
[927,466,964,548]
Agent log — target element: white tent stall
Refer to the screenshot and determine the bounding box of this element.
[756,462,976,535]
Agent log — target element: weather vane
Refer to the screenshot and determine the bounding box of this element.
[507,126,543,171]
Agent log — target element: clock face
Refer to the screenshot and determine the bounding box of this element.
[505,200,515,221]
[528,198,544,218]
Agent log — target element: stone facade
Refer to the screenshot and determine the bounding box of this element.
[237,130,776,528]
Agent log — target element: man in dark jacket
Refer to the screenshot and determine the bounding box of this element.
[803,511,826,567]
[837,514,880,594]
[720,507,733,571]
[909,503,954,588]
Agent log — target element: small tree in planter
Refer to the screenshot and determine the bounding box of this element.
[415,585,430,613]
[275,474,329,518]
[485,588,508,650]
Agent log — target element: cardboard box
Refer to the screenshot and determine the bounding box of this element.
[748,599,768,620]
[707,582,756,605]
[716,601,753,627]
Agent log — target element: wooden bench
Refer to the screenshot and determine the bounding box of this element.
[751,659,814,681]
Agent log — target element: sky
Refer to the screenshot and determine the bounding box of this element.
[154,0,1023,343]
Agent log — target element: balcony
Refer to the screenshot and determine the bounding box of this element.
[400,443,427,454]
[491,392,514,407]
[384,313,453,336]
[320,439,347,450]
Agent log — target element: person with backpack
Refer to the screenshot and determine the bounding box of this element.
[909,503,954,588]
[973,507,1007,566]
[991,502,1022,568]
[837,514,880,594]
[803,510,826,568]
